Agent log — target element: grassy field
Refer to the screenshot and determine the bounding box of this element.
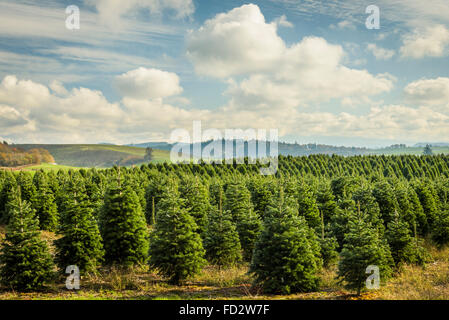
[15,144,171,168]
[0,226,448,300]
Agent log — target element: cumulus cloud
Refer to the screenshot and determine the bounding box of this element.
[187,4,285,78]
[0,74,449,144]
[115,67,183,99]
[366,44,395,60]
[187,4,394,110]
[400,25,449,59]
[404,77,449,111]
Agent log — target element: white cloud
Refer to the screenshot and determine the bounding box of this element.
[400,25,449,59]
[1,74,449,144]
[49,81,68,96]
[330,20,355,30]
[404,77,449,111]
[274,15,293,28]
[367,44,395,60]
[187,4,394,111]
[187,4,285,78]
[115,67,183,99]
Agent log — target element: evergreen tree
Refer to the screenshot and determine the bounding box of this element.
[338,208,393,295]
[203,197,242,267]
[149,184,206,284]
[100,180,149,267]
[413,181,438,234]
[296,184,321,231]
[15,172,36,204]
[55,175,104,274]
[224,182,253,222]
[250,191,322,294]
[33,172,58,231]
[236,208,262,262]
[0,188,54,290]
[386,211,429,266]
[373,180,399,226]
[0,171,17,222]
[318,210,339,267]
[432,206,449,247]
[179,176,210,235]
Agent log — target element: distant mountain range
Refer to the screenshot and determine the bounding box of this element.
[127,140,372,158]
[414,143,449,147]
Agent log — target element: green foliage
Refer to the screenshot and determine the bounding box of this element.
[386,212,429,266]
[203,205,242,267]
[100,181,149,267]
[338,210,393,295]
[0,188,54,291]
[149,184,206,284]
[55,174,104,274]
[32,171,58,231]
[250,192,322,294]
[236,208,262,262]
[296,183,321,231]
[432,207,449,247]
[179,176,210,235]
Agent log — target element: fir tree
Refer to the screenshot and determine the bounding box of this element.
[432,206,449,247]
[236,208,262,262]
[0,171,17,222]
[386,211,429,266]
[149,184,206,284]
[318,210,339,267]
[100,178,149,267]
[373,180,399,226]
[55,175,104,274]
[338,207,393,295]
[0,188,54,291]
[296,184,321,231]
[224,182,253,222]
[33,172,58,231]
[250,191,322,294]
[179,176,210,235]
[203,195,242,267]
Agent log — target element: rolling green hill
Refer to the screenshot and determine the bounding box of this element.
[16,144,170,168]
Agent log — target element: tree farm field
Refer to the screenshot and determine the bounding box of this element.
[1,155,449,300]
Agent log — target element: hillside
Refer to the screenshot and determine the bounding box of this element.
[15,144,170,168]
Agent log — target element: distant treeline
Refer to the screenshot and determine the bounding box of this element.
[0,142,54,167]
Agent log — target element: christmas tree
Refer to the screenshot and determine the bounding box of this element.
[0,188,54,291]
[250,191,322,294]
[100,176,149,267]
[338,206,393,295]
[149,184,206,284]
[55,174,104,274]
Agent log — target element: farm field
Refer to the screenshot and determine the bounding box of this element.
[15,144,171,168]
[1,154,449,300]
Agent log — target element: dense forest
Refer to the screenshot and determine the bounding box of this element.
[0,142,55,167]
[0,154,449,294]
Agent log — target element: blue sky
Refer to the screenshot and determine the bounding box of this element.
[0,0,449,147]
